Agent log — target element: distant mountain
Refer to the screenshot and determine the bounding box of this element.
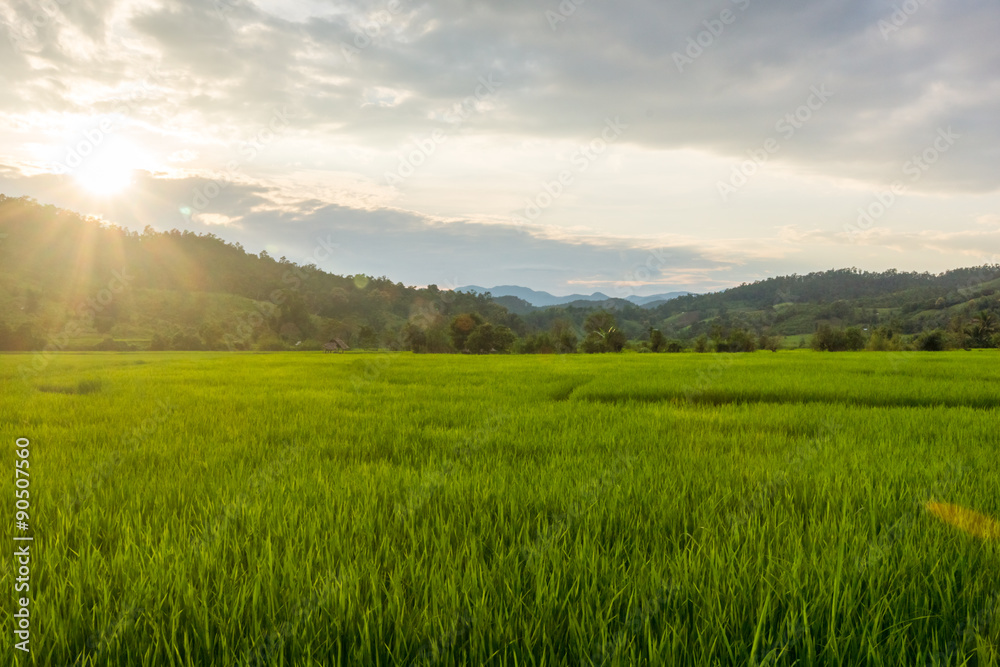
[459,285,692,309]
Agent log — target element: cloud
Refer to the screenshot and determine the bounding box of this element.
[7,0,999,188]
[3,1,1000,292]
[0,164,818,293]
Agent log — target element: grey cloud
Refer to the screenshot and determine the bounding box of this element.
[8,0,1000,190]
[0,166,767,293]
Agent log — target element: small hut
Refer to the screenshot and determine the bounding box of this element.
[323,338,350,353]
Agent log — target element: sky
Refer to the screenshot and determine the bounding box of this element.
[2,0,1000,296]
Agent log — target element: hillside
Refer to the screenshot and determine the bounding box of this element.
[0,195,514,352]
[1,194,999,352]
[644,268,1000,348]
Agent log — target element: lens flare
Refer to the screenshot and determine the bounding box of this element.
[925,502,1000,540]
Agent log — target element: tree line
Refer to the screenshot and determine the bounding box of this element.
[2,194,999,353]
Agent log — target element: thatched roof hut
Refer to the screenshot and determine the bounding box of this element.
[323,338,350,353]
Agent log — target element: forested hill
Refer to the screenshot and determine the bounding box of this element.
[654,267,1000,314]
[1,194,999,352]
[644,265,1000,345]
[0,194,513,352]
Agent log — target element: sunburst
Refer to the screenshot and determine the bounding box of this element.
[73,138,142,196]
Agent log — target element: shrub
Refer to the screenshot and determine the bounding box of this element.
[915,329,947,351]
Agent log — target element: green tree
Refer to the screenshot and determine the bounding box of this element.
[649,328,667,353]
[602,327,627,353]
[757,331,781,352]
[552,319,578,353]
[581,311,625,352]
[844,327,865,351]
[726,328,756,352]
[199,323,224,349]
[583,311,616,335]
[402,322,428,352]
[357,325,378,349]
[581,331,605,354]
[492,325,516,353]
[966,310,998,348]
[466,323,495,354]
[450,313,484,351]
[915,329,946,351]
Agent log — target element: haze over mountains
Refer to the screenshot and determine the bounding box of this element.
[459,285,693,309]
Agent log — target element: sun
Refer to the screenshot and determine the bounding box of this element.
[73,139,142,196]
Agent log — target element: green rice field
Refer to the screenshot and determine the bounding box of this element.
[1,351,999,665]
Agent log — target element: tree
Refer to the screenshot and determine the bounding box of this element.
[649,328,667,353]
[602,326,627,352]
[10,323,41,351]
[466,323,495,354]
[866,326,902,351]
[811,324,846,351]
[966,310,998,348]
[357,325,378,349]
[149,333,169,351]
[580,311,625,352]
[402,322,428,352]
[726,328,756,352]
[199,323,224,349]
[757,331,781,352]
[425,325,452,353]
[844,327,865,351]
[492,325,516,353]
[520,333,555,354]
[170,330,203,350]
[552,319,578,353]
[465,323,515,354]
[450,313,483,351]
[23,288,40,315]
[584,311,617,335]
[915,329,946,351]
[277,292,314,338]
[581,331,605,354]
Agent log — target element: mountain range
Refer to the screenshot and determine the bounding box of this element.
[458,285,692,309]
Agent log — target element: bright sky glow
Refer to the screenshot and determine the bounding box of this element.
[2,0,1000,294]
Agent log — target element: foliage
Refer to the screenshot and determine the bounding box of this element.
[4,195,1000,354]
[915,329,947,352]
[812,325,866,352]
